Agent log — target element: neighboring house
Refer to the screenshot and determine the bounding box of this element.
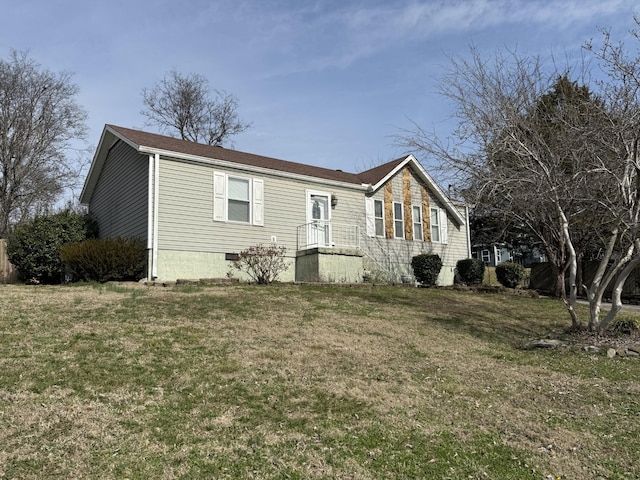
[472,243,547,267]
[80,125,471,284]
[472,243,513,267]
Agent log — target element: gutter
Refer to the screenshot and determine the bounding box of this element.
[137,146,371,192]
[465,204,472,259]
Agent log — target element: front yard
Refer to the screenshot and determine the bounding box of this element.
[0,283,638,479]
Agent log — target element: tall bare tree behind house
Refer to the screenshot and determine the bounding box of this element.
[141,70,251,147]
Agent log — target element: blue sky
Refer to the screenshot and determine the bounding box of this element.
[1,0,638,182]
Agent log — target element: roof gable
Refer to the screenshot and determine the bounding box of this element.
[365,154,465,226]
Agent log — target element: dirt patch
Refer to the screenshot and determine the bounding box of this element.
[564,329,640,350]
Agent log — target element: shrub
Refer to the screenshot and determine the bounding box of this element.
[456,258,485,285]
[495,262,525,288]
[6,211,97,284]
[609,316,639,336]
[411,253,442,287]
[232,244,289,284]
[60,237,146,282]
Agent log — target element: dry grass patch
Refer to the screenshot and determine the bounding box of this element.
[0,283,639,479]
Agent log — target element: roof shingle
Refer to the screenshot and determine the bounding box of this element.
[108,125,406,186]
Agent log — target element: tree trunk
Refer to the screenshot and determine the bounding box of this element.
[599,253,640,333]
[559,207,581,328]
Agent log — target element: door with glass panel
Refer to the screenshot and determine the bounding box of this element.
[308,193,330,247]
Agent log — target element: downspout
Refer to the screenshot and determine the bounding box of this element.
[147,155,154,280]
[152,153,160,279]
[465,205,472,259]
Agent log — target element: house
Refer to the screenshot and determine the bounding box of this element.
[80,125,471,284]
[472,243,513,267]
[472,243,547,267]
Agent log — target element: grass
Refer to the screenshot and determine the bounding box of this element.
[0,283,639,479]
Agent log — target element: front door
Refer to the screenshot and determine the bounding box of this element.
[308,192,331,247]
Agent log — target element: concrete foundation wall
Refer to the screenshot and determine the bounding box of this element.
[156,250,296,282]
[295,247,364,283]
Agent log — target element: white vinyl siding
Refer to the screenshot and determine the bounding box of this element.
[393,202,404,239]
[412,205,423,241]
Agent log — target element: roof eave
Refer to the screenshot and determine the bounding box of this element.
[137,145,371,190]
[79,127,125,205]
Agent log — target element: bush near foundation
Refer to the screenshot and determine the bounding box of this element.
[232,244,288,284]
[60,237,146,282]
[495,261,525,288]
[411,253,442,287]
[6,211,97,284]
[456,258,485,285]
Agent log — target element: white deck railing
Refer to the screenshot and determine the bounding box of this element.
[296,221,360,250]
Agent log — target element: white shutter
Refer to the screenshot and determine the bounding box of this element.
[440,208,448,244]
[365,197,375,237]
[253,178,264,226]
[213,172,226,221]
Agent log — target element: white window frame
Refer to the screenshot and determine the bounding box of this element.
[430,207,448,244]
[393,202,404,239]
[430,207,440,243]
[374,199,385,237]
[481,249,490,264]
[213,172,264,226]
[227,175,251,223]
[412,205,423,241]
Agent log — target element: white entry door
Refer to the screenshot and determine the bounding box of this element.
[308,192,331,247]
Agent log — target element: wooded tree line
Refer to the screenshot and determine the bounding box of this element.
[400,18,640,332]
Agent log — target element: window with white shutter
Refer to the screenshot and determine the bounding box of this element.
[213,172,264,226]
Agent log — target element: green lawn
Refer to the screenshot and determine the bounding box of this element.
[0,283,638,479]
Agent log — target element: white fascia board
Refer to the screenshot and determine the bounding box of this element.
[137,146,371,191]
[79,128,121,205]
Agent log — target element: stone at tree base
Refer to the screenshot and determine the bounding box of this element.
[528,339,564,349]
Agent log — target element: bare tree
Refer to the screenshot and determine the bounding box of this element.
[398,43,640,333]
[0,50,87,237]
[582,20,640,332]
[141,70,251,146]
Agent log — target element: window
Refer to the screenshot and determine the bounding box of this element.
[481,249,490,264]
[496,248,502,263]
[393,202,404,239]
[213,172,264,226]
[412,205,423,241]
[374,200,384,237]
[430,208,440,243]
[429,207,448,244]
[228,177,250,223]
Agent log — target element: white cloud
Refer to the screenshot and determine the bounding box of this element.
[254,0,637,75]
